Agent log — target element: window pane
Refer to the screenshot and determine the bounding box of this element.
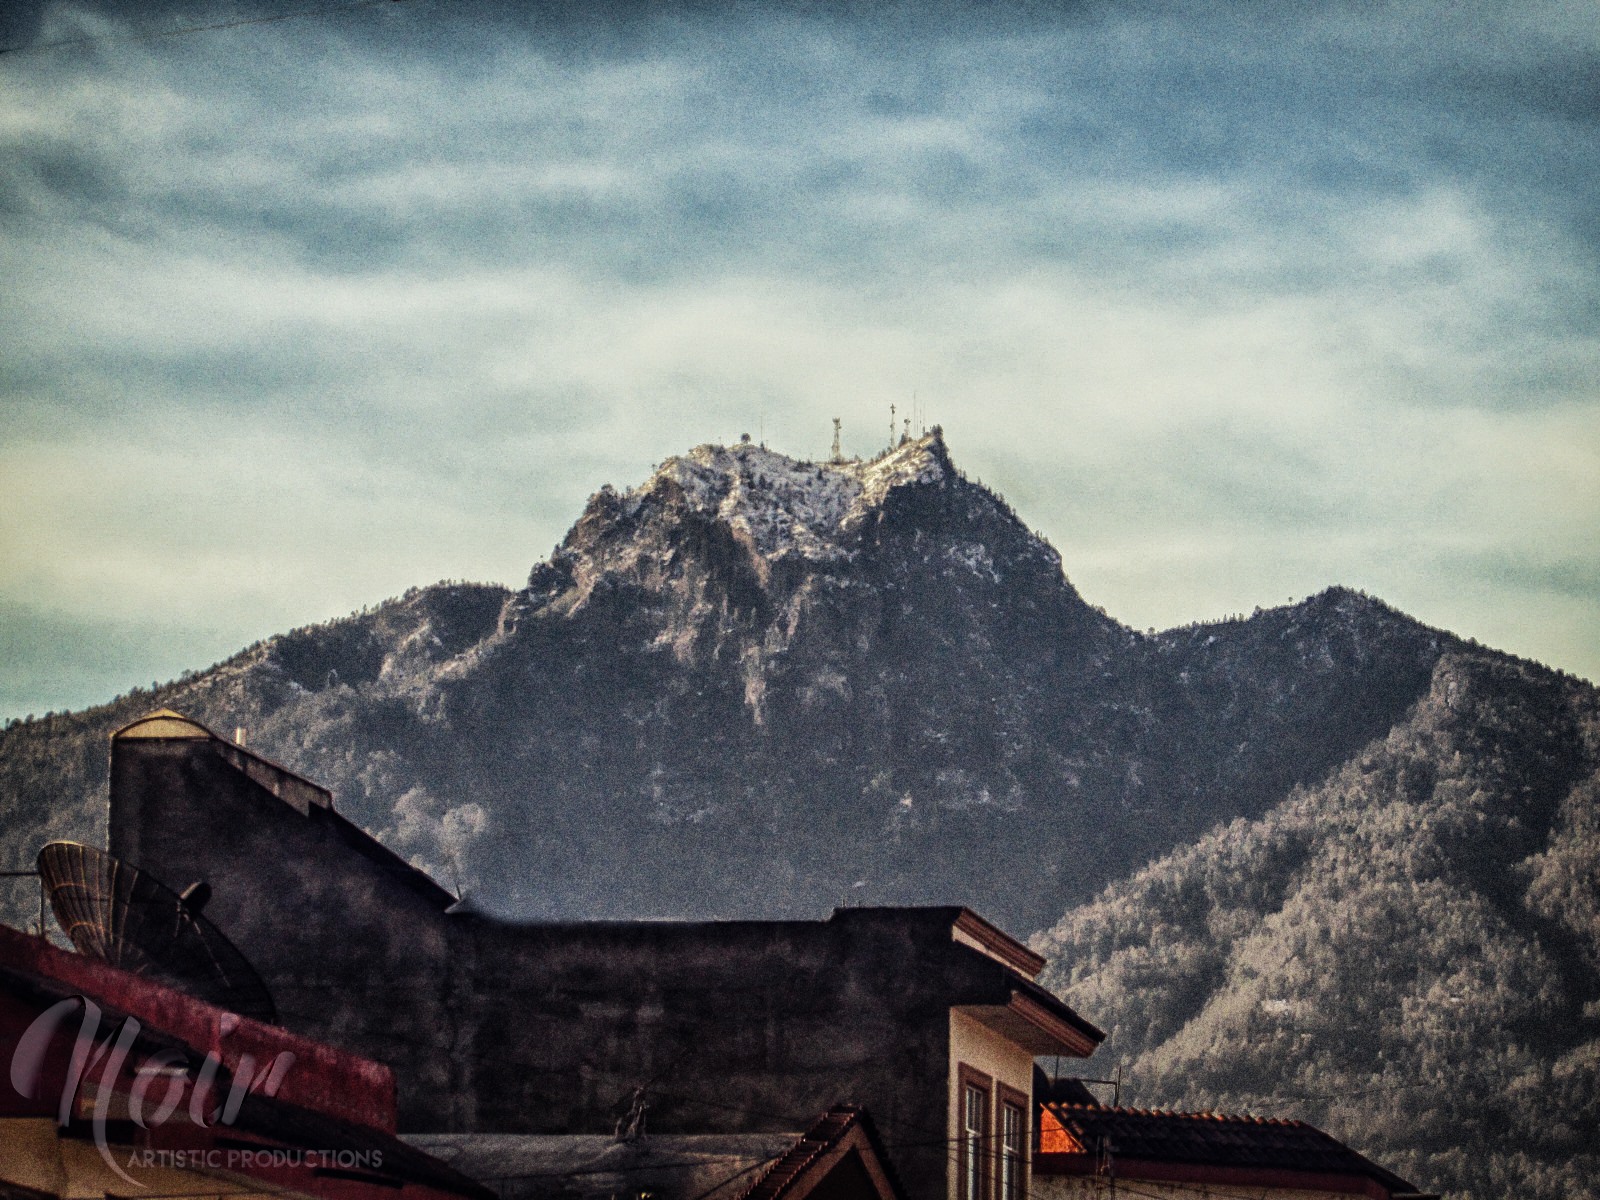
[963,1084,987,1200]
[1000,1103,1023,1200]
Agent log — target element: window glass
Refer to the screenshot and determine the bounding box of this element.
[963,1082,989,1200]
[1000,1101,1024,1200]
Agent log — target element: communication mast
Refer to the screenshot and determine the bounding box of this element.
[831,417,843,463]
[889,404,896,450]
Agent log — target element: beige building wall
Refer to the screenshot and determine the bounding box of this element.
[0,1117,292,1200]
[948,1010,1036,1200]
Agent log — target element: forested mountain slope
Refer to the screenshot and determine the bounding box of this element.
[1034,650,1600,1199]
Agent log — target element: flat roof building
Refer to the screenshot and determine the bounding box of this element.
[9,709,1427,1200]
[100,711,1102,1200]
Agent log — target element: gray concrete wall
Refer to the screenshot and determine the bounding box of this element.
[109,734,460,1128]
[445,910,988,1199]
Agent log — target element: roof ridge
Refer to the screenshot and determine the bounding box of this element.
[1042,1101,1308,1127]
[737,1106,864,1200]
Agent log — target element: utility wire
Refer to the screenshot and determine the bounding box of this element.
[55,972,1441,1192]
[271,1012,1472,1155]
[106,1048,1405,1200]
[470,1156,784,1186]
[683,1154,785,1200]
[1232,1078,1436,1102]
[256,1014,971,1150]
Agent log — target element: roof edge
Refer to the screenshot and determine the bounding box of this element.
[952,908,1046,979]
[113,708,213,740]
[114,708,334,809]
[1011,989,1103,1056]
[1012,978,1105,1049]
[737,1106,907,1200]
[1035,1154,1421,1199]
[1037,1102,1426,1197]
[0,921,398,1133]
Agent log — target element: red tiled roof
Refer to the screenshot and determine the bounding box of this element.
[1037,1103,1426,1198]
[737,1106,904,1200]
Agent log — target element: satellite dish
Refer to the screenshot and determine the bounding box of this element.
[36,842,278,1024]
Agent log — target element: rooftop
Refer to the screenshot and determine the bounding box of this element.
[1038,1103,1430,1198]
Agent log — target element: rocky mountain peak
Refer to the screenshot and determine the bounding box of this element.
[594,427,951,564]
[529,425,1053,634]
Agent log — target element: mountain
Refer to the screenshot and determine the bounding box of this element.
[1033,649,1600,1199]
[0,431,1469,928]
[2,430,1596,1198]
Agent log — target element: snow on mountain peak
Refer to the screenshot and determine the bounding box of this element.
[640,430,948,561]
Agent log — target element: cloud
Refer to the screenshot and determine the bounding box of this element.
[2,0,1598,714]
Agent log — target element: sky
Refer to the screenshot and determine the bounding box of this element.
[2,0,1598,721]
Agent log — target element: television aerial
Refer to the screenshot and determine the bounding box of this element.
[36,841,278,1024]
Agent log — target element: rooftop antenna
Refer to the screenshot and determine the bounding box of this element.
[831,417,842,463]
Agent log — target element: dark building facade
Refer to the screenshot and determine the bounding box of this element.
[103,711,1103,1200]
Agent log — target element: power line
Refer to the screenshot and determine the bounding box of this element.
[42,972,1443,1192]
[472,1153,786,1187]
[268,1012,1480,1152]
[1234,1079,1437,1103]
[252,1014,973,1151]
[0,0,408,57]
[104,1022,1416,1200]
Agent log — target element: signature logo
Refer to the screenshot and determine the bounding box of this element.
[9,996,295,1185]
